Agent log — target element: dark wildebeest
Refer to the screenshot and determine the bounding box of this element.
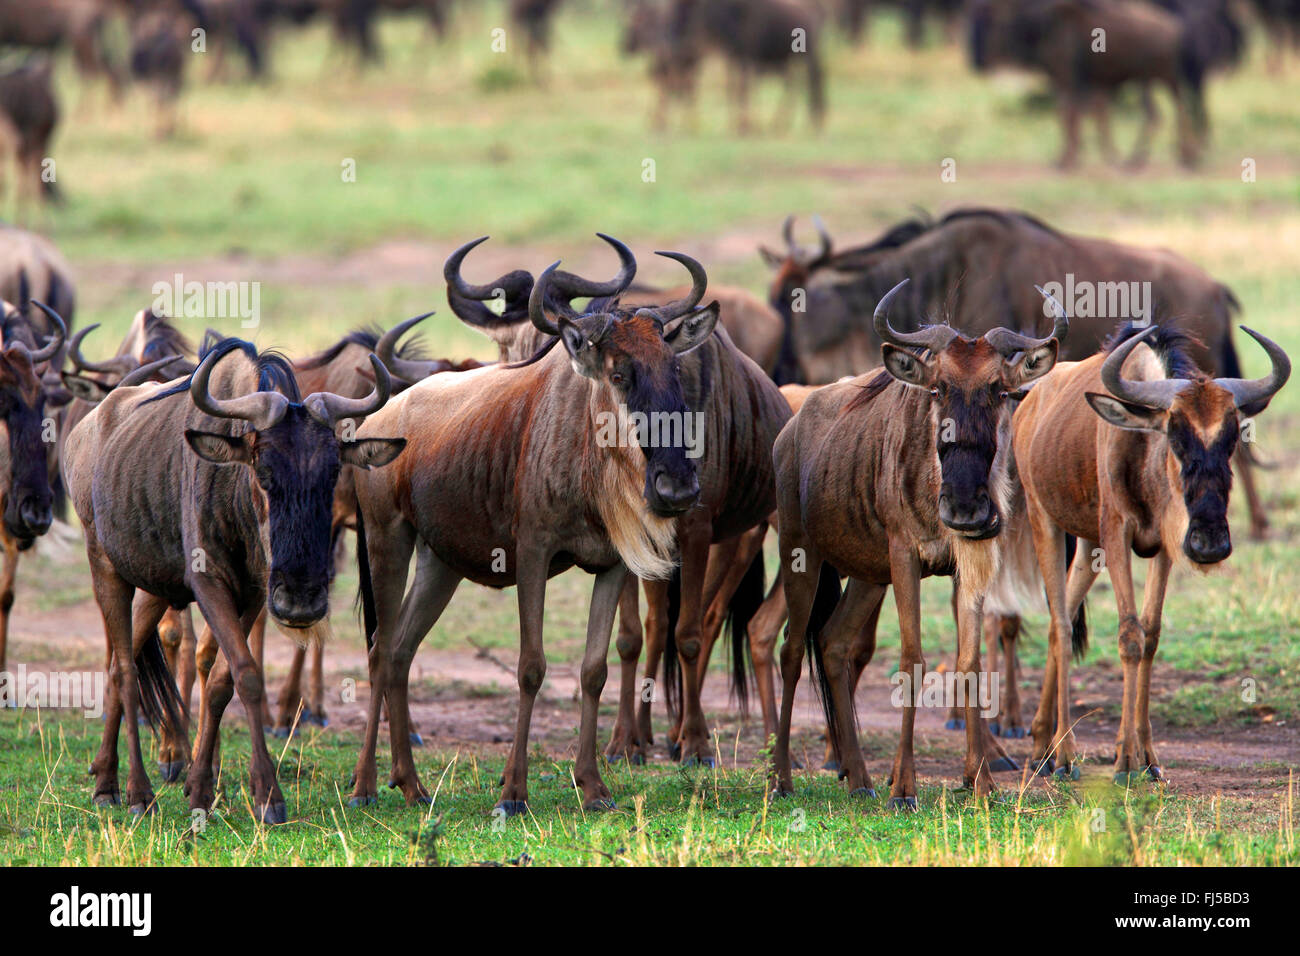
[1245,0,1300,69]
[968,0,1227,167]
[623,0,703,130]
[510,0,563,77]
[0,0,121,98]
[1008,322,1288,780]
[348,236,759,811]
[840,0,964,47]
[63,335,405,820]
[763,210,1273,540]
[129,8,191,139]
[442,237,790,764]
[0,225,76,339]
[771,281,1067,806]
[0,300,64,675]
[0,57,59,214]
[667,0,825,133]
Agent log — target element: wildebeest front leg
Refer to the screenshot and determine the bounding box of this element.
[248,609,274,724]
[990,614,1026,737]
[671,510,717,765]
[193,585,286,824]
[1127,84,1159,169]
[1055,87,1083,170]
[1134,551,1172,781]
[498,545,551,816]
[385,545,461,805]
[1101,519,1147,785]
[820,580,886,797]
[0,536,18,675]
[887,540,923,810]
[955,589,994,797]
[635,578,669,751]
[187,652,232,816]
[748,566,787,753]
[573,564,625,810]
[274,644,308,735]
[771,536,823,796]
[606,572,648,763]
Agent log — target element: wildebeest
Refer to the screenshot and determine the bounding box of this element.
[0,301,64,676]
[771,281,1066,805]
[1246,0,1300,69]
[511,0,563,77]
[129,7,191,139]
[348,236,740,811]
[968,0,1227,167]
[0,57,59,215]
[664,0,825,133]
[763,209,1274,538]
[0,0,121,98]
[1008,322,1288,779]
[0,225,76,338]
[623,0,703,130]
[63,335,404,820]
[840,0,964,47]
[443,237,790,763]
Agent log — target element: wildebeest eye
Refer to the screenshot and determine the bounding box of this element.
[610,372,624,385]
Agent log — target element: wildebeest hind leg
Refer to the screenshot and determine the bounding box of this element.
[606,572,648,763]
[670,512,717,765]
[573,564,626,810]
[770,534,822,797]
[821,581,886,797]
[497,546,552,815]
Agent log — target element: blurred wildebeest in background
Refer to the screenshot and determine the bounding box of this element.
[762,208,1275,537]
[0,0,122,100]
[0,225,76,339]
[968,0,1231,167]
[0,57,60,215]
[1245,0,1300,69]
[668,0,826,133]
[840,0,964,47]
[623,0,702,129]
[129,8,192,138]
[510,0,563,79]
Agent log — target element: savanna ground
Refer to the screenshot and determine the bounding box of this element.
[1,2,1298,866]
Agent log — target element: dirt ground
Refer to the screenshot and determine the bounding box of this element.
[10,580,1295,804]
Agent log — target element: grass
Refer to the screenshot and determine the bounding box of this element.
[0,1,1297,865]
[0,711,1294,866]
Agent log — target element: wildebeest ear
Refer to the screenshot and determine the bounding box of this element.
[1006,342,1058,386]
[1085,392,1166,433]
[881,343,932,388]
[666,302,720,355]
[558,316,602,378]
[340,437,407,470]
[61,372,111,404]
[758,246,784,269]
[185,429,255,465]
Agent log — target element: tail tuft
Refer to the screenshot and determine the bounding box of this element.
[725,549,765,716]
[661,566,684,719]
[806,563,843,765]
[136,630,185,739]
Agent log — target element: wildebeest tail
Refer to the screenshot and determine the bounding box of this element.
[662,565,684,718]
[1064,534,1088,660]
[725,549,765,715]
[355,507,377,651]
[806,562,843,765]
[135,629,185,739]
[807,45,826,127]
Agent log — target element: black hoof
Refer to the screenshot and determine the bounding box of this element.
[822,759,840,772]
[128,801,153,817]
[989,756,1020,773]
[944,719,965,731]
[999,725,1027,739]
[849,787,877,799]
[409,731,424,747]
[668,743,682,761]
[316,716,330,729]
[1113,770,1149,786]
[790,757,804,770]
[495,800,528,818]
[988,721,1000,736]
[158,760,185,784]
[347,794,377,808]
[416,794,433,805]
[1055,765,1081,781]
[1146,765,1164,782]
[270,727,291,739]
[256,801,288,825]
[93,793,120,807]
[583,798,616,812]
[681,755,715,768]
[888,796,919,812]
[768,786,793,801]
[1032,758,1055,778]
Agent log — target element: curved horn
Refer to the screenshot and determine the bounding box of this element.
[873,278,957,352]
[1214,326,1291,410]
[782,215,797,255]
[528,261,564,336]
[68,324,136,375]
[812,214,832,260]
[1100,326,1187,410]
[190,344,290,430]
[549,233,637,301]
[983,284,1071,356]
[305,353,393,427]
[117,355,184,389]
[444,236,496,299]
[640,251,708,324]
[27,300,67,363]
[375,312,442,383]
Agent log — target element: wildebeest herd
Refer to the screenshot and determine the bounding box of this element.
[0,195,1287,819]
[2,0,1297,215]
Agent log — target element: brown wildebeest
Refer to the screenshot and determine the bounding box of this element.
[840,0,964,47]
[349,236,739,811]
[0,225,76,338]
[0,57,59,216]
[443,237,790,765]
[64,335,405,820]
[667,0,826,133]
[1008,322,1289,780]
[968,0,1222,168]
[763,210,1273,540]
[771,280,1066,806]
[0,0,121,98]
[0,301,63,676]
